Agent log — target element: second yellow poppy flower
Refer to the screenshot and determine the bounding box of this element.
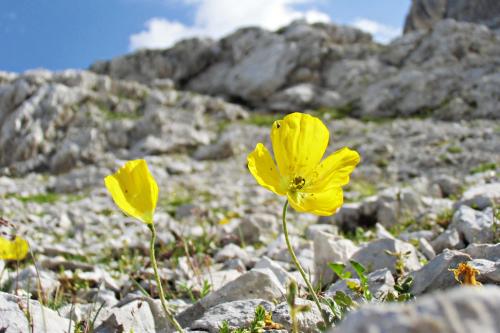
[104,159,159,224]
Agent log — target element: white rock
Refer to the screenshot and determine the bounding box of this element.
[0,291,70,333]
[313,231,358,286]
[329,285,500,333]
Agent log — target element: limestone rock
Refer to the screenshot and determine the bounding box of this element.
[328,286,500,333]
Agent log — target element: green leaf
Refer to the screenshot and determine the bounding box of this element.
[349,260,368,283]
[328,262,352,279]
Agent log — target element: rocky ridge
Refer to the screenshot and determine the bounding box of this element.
[91,19,500,120]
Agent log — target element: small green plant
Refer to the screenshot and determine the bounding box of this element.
[328,260,372,301]
[200,279,212,298]
[321,291,357,326]
[446,145,463,154]
[287,279,311,333]
[470,162,497,174]
[244,113,279,127]
[385,250,412,277]
[6,192,60,204]
[217,304,281,333]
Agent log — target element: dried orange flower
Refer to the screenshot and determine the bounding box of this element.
[450,262,481,286]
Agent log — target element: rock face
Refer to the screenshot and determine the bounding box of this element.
[0,69,246,176]
[329,286,500,333]
[0,291,70,333]
[90,19,500,120]
[404,0,500,33]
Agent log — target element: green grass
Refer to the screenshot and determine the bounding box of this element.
[4,192,86,204]
[244,113,279,127]
[470,162,497,174]
[6,192,61,204]
[96,101,141,121]
[446,146,463,154]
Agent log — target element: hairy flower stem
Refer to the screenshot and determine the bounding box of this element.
[148,223,185,333]
[282,200,328,325]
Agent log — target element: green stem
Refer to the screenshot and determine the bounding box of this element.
[281,200,329,325]
[148,223,185,333]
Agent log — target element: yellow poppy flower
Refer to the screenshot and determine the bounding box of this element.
[0,235,29,261]
[104,159,159,224]
[247,112,360,216]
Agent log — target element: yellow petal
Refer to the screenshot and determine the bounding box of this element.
[271,113,329,178]
[288,187,343,216]
[0,236,29,261]
[305,147,360,192]
[104,159,158,224]
[248,143,287,195]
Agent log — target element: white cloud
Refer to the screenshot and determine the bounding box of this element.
[351,18,401,44]
[129,0,330,50]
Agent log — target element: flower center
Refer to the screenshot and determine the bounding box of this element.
[289,176,306,191]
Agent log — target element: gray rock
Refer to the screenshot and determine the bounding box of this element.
[469,259,500,284]
[11,266,61,297]
[177,269,285,326]
[455,183,500,210]
[411,249,471,295]
[404,0,500,33]
[304,224,339,241]
[272,298,323,333]
[313,231,358,286]
[329,285,500,333]
[349,238,421,275]
[189,299,273,333]
[254,257,294,288]
[268,83,340,112]
[430,228,465,253]
[433,174,462,197]
[462,243,500,261]
[0,291,70,333]
[419,237,436,260]
[192,139,235,161]
[449,205,495,244]
[95,300,156,333]
[214,243,251,266]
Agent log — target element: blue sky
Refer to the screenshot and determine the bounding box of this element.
[0,0,410,73]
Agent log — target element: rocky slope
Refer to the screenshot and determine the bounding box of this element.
[0,17,499,333]
[91,19,500,120]
[404,0,500,33]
